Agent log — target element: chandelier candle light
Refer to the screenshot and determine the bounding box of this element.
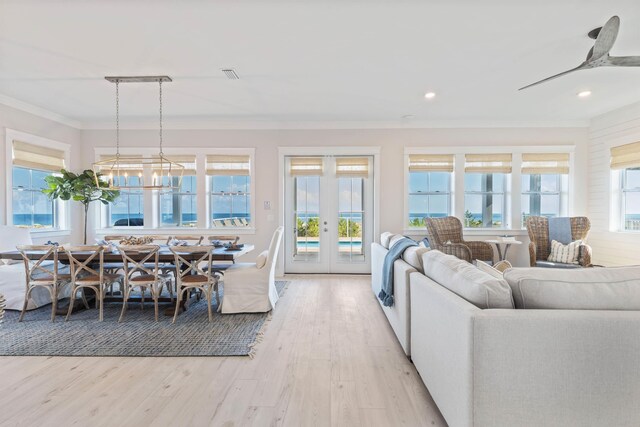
[93,76,184,191]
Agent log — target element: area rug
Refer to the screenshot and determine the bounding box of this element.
[0,281,288,357]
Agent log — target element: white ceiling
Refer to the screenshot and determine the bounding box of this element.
[1,0,640,129]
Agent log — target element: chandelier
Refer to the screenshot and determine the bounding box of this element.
[93,76,184,191]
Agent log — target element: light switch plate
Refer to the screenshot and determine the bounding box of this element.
[264,201,271,210]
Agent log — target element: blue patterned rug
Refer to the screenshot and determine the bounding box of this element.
[0,281,288,357]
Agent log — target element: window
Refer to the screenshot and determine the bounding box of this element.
[110,175,144,227]
[207,155,251,227]
[621,168,640,231]
[610,141,640,231]
[407,154,453,227]
[12,167,57,229]
[464,154,511,228]
[159,176,197,227]
[521,153,569,222]
[159,156,197,227]
[10,139,66,230]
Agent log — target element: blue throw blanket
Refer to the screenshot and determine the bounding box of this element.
[549,217,572,245]
[378,237,417,307]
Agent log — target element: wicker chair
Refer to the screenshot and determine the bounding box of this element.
[424,217,494,263]
[526,216,592,267]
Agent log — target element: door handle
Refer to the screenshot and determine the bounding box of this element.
[324,228,328,232]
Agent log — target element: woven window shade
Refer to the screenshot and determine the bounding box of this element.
[97,154,144,176]
[610,142,640,170]
[335,157,369,177]
[408,154,454,172]
[206,155,250,176]
[465,153,512,173]
[12,140,65,172]
[153,155,196,176]
[522,153,570,174]
[289,157,324,176]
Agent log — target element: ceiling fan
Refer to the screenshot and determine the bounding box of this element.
[520,15,640,90]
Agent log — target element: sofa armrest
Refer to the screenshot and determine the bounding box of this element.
[528,241,537,266]
[410,271,480,427]
[472,309,640,426]
[580,243,592,267]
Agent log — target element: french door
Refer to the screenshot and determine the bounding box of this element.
[284,155,374,274]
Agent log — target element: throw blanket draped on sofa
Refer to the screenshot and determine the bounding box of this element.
[378,237,416,307]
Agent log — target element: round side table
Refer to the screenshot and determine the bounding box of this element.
[484,239,522,262]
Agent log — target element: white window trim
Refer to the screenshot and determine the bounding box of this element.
[403,145,575,234]
[93,147,256,235]
[5,129,71,234]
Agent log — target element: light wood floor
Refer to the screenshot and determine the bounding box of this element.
[0,275,446,427]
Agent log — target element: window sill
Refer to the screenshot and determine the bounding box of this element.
[95,227,257,236]
[29,229,72,238]
[403,228,528,236]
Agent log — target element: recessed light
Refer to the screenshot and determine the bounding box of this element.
[402,114,416,119]
[424,92,436,99]
[577,90,592,98]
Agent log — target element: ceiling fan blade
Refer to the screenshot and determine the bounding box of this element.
[591,16,620,59]
[518,65,585,90]
[608,56,640,67]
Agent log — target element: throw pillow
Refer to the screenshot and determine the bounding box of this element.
[401,246,430,272]
[548,239,582,264]
[380,232,395,249]
[476,259,504,279]
[389,234,406,249]
[256,250,269,269]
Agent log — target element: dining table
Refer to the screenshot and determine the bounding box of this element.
[0,243,255,317]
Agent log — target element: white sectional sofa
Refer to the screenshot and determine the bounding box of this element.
[372,232,640,426]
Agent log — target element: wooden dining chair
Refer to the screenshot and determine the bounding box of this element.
[17,245,70,322]
[64,245,123,322]
[169,246,218,323]
[118,245,169,322]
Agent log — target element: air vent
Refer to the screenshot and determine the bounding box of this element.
[222,69,240,80]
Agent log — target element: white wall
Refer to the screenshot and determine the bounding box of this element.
[0,104,83,244]
[82,126,588,267]
[588,101,640,266]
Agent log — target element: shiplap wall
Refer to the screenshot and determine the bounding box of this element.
[588,101,640,266]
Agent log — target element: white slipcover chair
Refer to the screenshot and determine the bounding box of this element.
[219,226,283,314]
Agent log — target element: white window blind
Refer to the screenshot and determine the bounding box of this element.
[465,154,512,173]
[408,154,454,172]
[521,153,570,174]
[610,142,640,170]
[206,155,250,176]
[12,140,65,172]
[335,157,369,177]
[289,157,324,176]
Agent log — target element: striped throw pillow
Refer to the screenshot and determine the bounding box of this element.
[548,240,582,264]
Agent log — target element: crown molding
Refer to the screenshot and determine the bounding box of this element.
[0,93,82,129]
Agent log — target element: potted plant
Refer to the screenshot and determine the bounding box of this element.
[42,169,120,244]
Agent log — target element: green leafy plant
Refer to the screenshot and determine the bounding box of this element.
[464,209,482,228]
[42,169,120,244]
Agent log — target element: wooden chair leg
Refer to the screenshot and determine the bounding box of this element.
[172,287,183,324]
[66,287,77,321]
[18,286,31,322]
[80,288,90,310]
[206,288,213,323]
[50,285,58,323]
[119,287,129,323]
[99,286,104,322]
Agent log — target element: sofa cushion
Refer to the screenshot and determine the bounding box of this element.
[476,259,504,279]
[401,246,430,272]
[380,232,395,249]
[504,266,640,310]
[422,250,514,309]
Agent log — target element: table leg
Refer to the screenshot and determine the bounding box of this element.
[502,244,511,261]
[496,244,504,262]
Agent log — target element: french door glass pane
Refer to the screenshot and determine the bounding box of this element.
[338,177,364,262]
[294,176,320,261]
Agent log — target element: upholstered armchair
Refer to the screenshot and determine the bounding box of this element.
[526,216,592,268]
[424,216,494,263]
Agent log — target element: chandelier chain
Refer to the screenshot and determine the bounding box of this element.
[116,80,120,158]
[159,80,163,155]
